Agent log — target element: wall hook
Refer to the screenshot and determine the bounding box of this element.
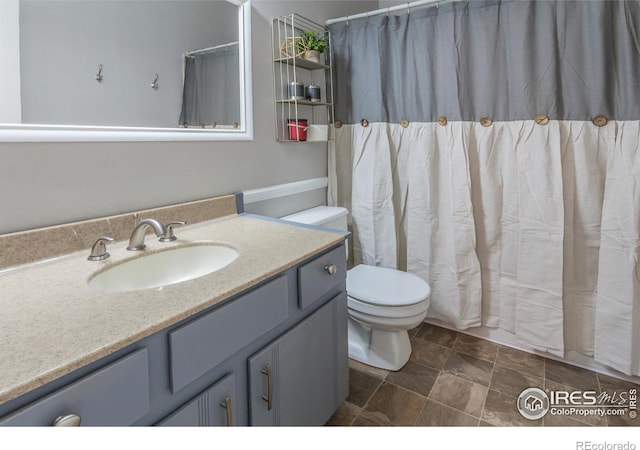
[150,74,159,90]
[95,64,103,83]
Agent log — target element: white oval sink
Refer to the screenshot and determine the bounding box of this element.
[88,244,239,292]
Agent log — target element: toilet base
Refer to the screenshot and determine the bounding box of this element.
[347,318,412,371]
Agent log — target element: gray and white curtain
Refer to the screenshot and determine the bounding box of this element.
[179,43,240,127]
[328,0,640,376]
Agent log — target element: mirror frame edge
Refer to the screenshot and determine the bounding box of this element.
[0,0,253,143]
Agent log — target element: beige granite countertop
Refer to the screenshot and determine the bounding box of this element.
[0,214,345,405]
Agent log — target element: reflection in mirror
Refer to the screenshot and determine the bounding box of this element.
[0,0,252,141]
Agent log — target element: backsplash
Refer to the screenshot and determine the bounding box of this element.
[0,194,239,270]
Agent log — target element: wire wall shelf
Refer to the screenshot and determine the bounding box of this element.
[271,14,334,142]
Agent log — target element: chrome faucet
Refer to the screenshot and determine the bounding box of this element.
[126,218,167,251]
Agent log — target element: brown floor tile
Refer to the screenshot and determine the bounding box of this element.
[415,323,459,348]
[543,413,591,427]
[598,373,640,391]
[443,351,494,387]
[325,402,360,426]
[495,345,545,379]
[346,367,383,407]
[429,372,488,418]
[348,358,389,380]
[453,334,498,362]
[416,399,479,426]
[482,389,541,426]
[490,365,544,398]
[409,337,451,370]
[607,413,640,426]
[597,373,640,426]
[545,359,599,391]
[544,380,607,426]
[386,360,439,397]
[363,381,427,426]
[353,409,395,426]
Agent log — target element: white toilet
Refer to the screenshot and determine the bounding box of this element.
[281,206,431,371]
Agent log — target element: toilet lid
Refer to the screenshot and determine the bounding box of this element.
[346,265,431,307]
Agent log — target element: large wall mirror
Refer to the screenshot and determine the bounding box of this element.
[0,0,252,142]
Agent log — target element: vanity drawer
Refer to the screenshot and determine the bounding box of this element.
[0,349,149,426]
[169,275,288,393]
[298,245,346,309]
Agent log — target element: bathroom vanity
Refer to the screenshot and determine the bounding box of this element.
[0,212,348,426]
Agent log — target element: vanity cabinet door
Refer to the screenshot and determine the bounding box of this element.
[248,292,348,426]
[158,373,236,427]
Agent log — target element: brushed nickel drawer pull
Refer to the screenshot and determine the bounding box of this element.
[325,264,337,275]
[261,363,273,411]
[53,414,81,427]
[220,396,233,426]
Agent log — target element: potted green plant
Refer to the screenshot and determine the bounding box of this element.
[297,30,326,63]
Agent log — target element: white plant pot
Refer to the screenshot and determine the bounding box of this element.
[303,50,321,64]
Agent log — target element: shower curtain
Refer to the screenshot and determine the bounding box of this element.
[328,0,640,376]
[179,43,240,127]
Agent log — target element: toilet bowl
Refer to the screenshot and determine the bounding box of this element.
[281,206,432,371]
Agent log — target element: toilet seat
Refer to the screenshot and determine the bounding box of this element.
[346,265,431,317]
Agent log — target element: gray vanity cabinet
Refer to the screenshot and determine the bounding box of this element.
[249,292,348,426]
[0,242,348,427]
[158,373,236,426]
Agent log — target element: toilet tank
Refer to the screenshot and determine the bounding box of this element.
[281,206,348,231]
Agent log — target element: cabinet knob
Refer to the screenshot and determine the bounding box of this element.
[324,264,337,275]
[53,414,81,427]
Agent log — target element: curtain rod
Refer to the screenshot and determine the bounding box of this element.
[185,41,238,57]
[326,0,458,25]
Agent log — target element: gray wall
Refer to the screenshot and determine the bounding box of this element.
[0,0,378,234]
[20,1,237,128]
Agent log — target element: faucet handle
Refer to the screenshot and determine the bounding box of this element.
[159,221,187,242]
[88,236,115,261]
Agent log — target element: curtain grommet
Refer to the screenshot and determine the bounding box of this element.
[534,114,549,125]
[400,119,409,128]
[438,116,448,126]
[360,119,369,127]
[592,115,608,127]
[334,120,343,129]
[480,117,493,127]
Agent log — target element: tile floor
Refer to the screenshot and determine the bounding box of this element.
[327,323,640,427]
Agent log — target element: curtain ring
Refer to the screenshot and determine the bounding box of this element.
[334,120,343,129]
[480,117,493,127]
[211,122,217,128]
[360,118,369,127]
[438,116,448,126]
[534,114,549,125]
[233,122,239,129]
[400,119,409,128]
[592,115,608,127]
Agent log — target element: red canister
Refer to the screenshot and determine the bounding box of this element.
[287,119,308,141]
